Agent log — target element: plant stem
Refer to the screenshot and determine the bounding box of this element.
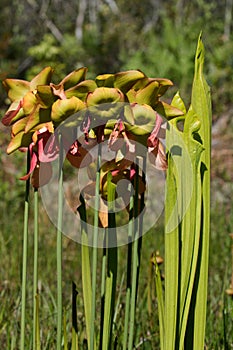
[78,194,92,350]
[164,148,179,350]
[20,149,30,350]
[128,159,140,350]
[90,143,101,350]
[123,153,146,350]
[99,232,106,350]
[33,188,39,350]
[57,135,63,350]
[122,193,133,350]
[136,155,146,296]
[102,172,117,350]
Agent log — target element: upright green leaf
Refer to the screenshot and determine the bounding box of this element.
[165,92,204,350]
[178,107,203,347]
[188,33,212,350]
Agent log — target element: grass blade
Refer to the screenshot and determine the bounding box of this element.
[35,293,41,350]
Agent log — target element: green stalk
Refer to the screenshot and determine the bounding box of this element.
[90,143,101,350]
[136,155,146,296]
[122,193,134,350]
[78,194,92,349]
[164,129,180,350]
[20,149,30,350]
[99,232,106,350]
[128,160,140,350]
[33,188,40,350]
[102,172,117,350]
[57,134,64,350]
[126,155,146,350]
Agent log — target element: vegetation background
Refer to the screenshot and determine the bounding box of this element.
[0,0,232,348]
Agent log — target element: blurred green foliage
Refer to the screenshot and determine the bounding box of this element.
[0,0,232,112]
